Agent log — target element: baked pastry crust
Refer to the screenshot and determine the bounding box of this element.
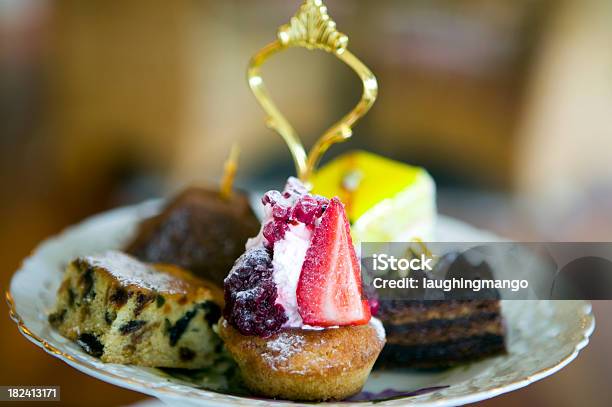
[218,318,385,401]
[49,251,223,368]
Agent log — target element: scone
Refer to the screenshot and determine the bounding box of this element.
[221,178,385,401]
[49,251,223,368]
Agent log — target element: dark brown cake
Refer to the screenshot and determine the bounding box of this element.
[376,300,505,368]
[373,253,506,368]
[126,187,259,286]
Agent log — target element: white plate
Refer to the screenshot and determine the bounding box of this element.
[7,200,595,407]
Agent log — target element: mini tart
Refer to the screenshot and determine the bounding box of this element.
[49,251,223,368]
[219,318,385,401]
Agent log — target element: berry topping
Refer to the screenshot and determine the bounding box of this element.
[223,247,287,336]
[260,178,329,247]
[292,195,326,224]
[262,220,289,246]
[262,190,283,206]
[272,203,290,220]
[368,298,379,316]
[296,198,371,326]
[283,177,309,197]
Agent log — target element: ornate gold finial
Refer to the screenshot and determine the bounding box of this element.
[248,0,378,182]
[278,0,348,54]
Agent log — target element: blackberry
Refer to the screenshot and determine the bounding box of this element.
[223,247,287,336]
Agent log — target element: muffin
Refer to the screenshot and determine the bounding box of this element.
[126,187,260,286]
[49,251,223,368]
[219,318,384,400]
[220,178,385,401]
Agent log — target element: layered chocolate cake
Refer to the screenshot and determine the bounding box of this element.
[374,254,506,368]
[377,300,505,368]
[126,187,259,286]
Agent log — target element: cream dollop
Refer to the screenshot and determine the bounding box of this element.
[271,223,312,327]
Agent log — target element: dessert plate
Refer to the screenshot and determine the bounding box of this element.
[7,200,595,407]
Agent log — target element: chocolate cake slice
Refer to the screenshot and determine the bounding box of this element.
[126,187,259,286]
[374,253,506,368]
[376,300,505,368]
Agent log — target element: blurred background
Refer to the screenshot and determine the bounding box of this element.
[1,0,612,406]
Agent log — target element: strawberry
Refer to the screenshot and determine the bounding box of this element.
[297,197,371,326]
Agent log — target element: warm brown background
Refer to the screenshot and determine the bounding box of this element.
[2,1,612,406]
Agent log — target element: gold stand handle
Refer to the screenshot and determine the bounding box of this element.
[248,0,378,183]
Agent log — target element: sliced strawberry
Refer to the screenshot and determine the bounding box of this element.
[297,197,371,326]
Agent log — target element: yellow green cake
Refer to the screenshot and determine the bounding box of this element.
[311,150,436,243]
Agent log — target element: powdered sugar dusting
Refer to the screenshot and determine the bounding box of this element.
[262,331,306,371]
[224,246,271,281]
[83,251,188,294]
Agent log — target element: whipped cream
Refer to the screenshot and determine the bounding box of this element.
[271,223,312,327]
[369,317,386,342]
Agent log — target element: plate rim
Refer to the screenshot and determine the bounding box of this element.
[6,202,597,406]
